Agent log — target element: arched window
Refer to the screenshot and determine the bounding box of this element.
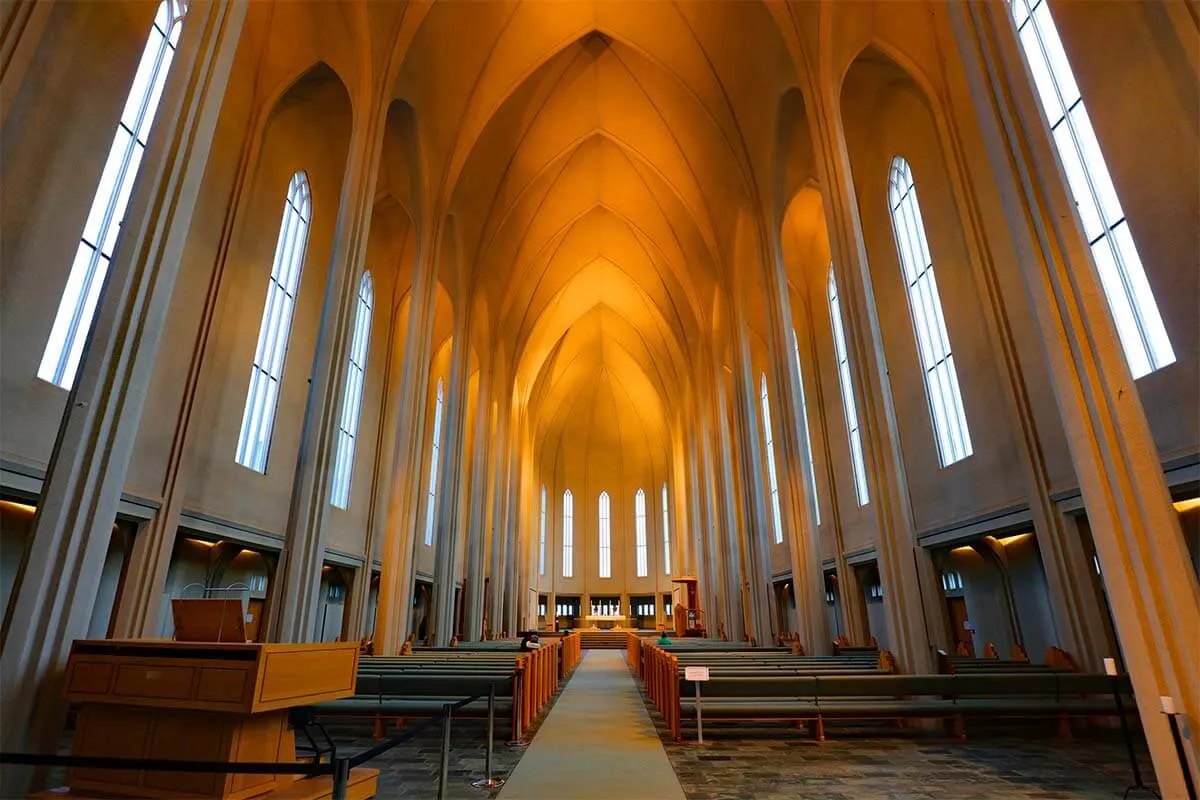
[40,1,188,389]
[759,374,785,544]
[661,483,671,575]
[598,491,612,578]
[235,172,312,472]
[634,489,648,577]
[1010,0,1174,378]
[538,484,547,576]
[887,157,973,466]
[828,267,870,506]
[562,490,574,578]
[330,272,374,508]
[423,378,445,546]
[791,330,821,525]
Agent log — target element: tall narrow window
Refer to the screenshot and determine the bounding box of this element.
[538,485,547,576]
[422,379,445,546]
[330,272,374,508]
[562,490,574,578]
[791,330,821,525]
[40,1,188,389]
[634,489,648,577]
[235,172,312,472]
[598,491,612,579]
[829,267,870,506]
[888,157,973,466]
[661,483,671,575]
[1011,0,1174,378]
[759,374,785,544]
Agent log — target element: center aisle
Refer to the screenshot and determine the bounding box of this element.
[497,649,687,800]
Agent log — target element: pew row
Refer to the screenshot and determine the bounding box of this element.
[660,670,1135,742]
[314,633,580,741]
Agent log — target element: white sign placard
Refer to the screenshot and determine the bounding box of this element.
[1103,657,1117,676]
[685,666,710,682]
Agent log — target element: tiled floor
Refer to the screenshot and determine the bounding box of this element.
[648,715,1159,800]
[320,684,563,799]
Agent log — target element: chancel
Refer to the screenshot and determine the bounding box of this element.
[0,1,1197,798]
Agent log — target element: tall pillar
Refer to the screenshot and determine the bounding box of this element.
[948,5,1199,792]
[923,11,1111,671]
[795,312,867,646]
[0,0,247,787]
[729,297,779,644]
[345,295,409,640]
[375,225,441,653]
[270,98,389,644]
[805,69,938,673]
[429,308,472,645]
[712,377,746,642]
[463,378,494,640]
[761,251,829,653]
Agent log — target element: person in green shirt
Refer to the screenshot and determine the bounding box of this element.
[657,632,672,646]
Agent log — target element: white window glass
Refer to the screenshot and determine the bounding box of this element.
[661,483,671,575]
[1011,0,1174,378]
[40,1,188,389]
[539,484,547,576]
[634,489,648,577]
[330,272,374,508]
[791,330,821,525]
[562,490,574,578]
[828,268,870,506]
[235,172,312,472]
[887,157,973,467]
[759,374,786,544]
[599,491,612,579]
[423,378,445,546]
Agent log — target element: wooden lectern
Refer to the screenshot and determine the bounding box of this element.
[671,576,705,638]
[37,638,376,800]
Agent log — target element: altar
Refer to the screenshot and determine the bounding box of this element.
[581,615,631,630]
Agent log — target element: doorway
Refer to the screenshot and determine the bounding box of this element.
[946,595,974,656]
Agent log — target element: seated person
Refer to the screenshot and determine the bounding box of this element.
[657,631,672,646]
[520,631,542,651]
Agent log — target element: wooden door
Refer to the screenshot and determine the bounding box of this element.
[946,596,974,657]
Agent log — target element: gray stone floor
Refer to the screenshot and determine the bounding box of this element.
[647,713,1159,800]
[321,684,562,799]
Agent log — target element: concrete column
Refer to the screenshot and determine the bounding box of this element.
[0,0,247,786]
[429,308,472,645]
[806,69,938,673]
[761,253,829,654]
[795,311,866,646]
[948,5,1199,792]
[463,377,494,640]
[921,8,1112,672]
[270,95,389,644]
[344,286,410,640]
[374,226,441,653]
[729,299,779,644]
[712,377,746,642]
[0,0,55,124]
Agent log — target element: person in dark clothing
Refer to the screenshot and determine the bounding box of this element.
[519,631,541,651]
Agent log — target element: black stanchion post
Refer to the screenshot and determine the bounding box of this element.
[1102,658,1157,799]
[331,756,350,800]
[1163,696,1198,800]
[473,684,505,789]
[438,703,453,800]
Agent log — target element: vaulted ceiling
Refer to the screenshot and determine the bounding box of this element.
[389,0,809,467]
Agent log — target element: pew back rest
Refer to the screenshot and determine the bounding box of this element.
[951,673,1060,697]
[377,674,515,698]
[814,675,951,698]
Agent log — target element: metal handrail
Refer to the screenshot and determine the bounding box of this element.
[0,677,512,800]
